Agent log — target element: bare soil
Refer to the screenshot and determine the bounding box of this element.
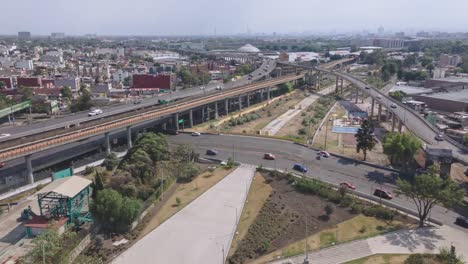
[228,172,355,264]
[219,91,307,135]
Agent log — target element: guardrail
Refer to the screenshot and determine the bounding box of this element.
[0,74,303,162]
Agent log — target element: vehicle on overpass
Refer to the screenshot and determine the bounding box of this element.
[191,132,201,136]
[88,109,103,116]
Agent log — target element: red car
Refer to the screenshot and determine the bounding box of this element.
[0,162,5,168]
[263,153,276,160]
[340,182,356,190]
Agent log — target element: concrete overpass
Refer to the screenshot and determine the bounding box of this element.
[280,61,468,165]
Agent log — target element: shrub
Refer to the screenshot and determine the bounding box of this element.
[325,204,334,216]
[298,128,307,135]
[339,195,353,207]
[363,205,397,220]
[350,203,363,214]
[85,166,95,175]
[404,254,424,264]
[175,197,181,207]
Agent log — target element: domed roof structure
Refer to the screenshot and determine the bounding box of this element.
[238,44,260,53]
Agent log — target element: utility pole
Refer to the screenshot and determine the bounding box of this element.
[303,215,309,264]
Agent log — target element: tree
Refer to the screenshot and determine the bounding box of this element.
[19,86,34,101]
[75,255,104,264]
[383,132,421,170]
[60,86,73,100]
[102,153,119,171]
[279,82,293,94]
[403,54,418,68]
[71,87,93,112]
[325,204,334,216]
[174,144,199,163]
[389,91,406,102]
[91,171,105,199]
[355,119,375,161]
[0,81,5,89]
[396,166,464,227]
[91,189,141,232]
[24,229,62,263]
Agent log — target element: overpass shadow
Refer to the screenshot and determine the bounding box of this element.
[0,223,26,245]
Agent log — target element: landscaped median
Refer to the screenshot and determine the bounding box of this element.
[227,169,416,264]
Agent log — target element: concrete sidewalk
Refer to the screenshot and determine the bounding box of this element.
[113,165,256,264]
[270,226,468,264]
[261,86,335,136]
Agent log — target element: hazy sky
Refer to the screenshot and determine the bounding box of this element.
[3,0,468,35]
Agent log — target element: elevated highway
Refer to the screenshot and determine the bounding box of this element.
[0,73,304,163]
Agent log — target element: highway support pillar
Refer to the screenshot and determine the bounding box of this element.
[398,119,403,133]
[225,99,229,115]
[25,155,34,184]
[391,115,396,132]
[214,102,219,119]
[386,109,390,122]
[201,107,205,122]
[377,104,382,122]
[335,76,339,93]
[105,132,111,155]
[189,109,194,127]
[162,122,167,131]
[246,93,250,107]
[267,87,271,102]
[370,98,375,118]
[340,78,344,93]
[238,95,242,110]
[126,126,132,149]
[174,112,179,131]
[355,88,359,104]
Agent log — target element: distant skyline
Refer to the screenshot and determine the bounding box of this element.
[3,0,468,36]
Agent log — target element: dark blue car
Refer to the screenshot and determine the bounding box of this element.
[293,164,308,173]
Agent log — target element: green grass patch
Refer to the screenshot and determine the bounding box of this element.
[319,231,337,247]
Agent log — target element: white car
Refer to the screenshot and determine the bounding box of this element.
[390,103,397,109]
[191,132,201,136]
[376,95,382,99]
[88,109,103,116]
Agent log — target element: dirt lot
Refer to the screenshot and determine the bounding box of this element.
[228,172,355,264]
[217,91,307,135]
[228,172,273,258]
[313,103,390,165]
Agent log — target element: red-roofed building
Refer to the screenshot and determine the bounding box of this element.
[41,79,55,89]
[17,77,42,88]
[132,73,175,90]
[0,77,13,89]
[24,216,68,237]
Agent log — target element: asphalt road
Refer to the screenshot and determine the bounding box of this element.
[169,133,468,232]
[0,59,277,141]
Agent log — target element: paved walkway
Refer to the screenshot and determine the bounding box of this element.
[261,86,335,136]
[113,165,256,264]
[270,226,468,264]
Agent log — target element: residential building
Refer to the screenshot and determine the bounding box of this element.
[439,54,462,68]
[372,38,405,49]
[55,77,80,91]
[18,31,31,41]
[132,73,175,90]
[91,83,112,98]
[41,79,55,89]
[15,60,34,70]
[433,68,446,79]
[51,33,65,39]
[17,77,42,88]
[41,55,63,64]
[0,77,13,88]
[112,70,130,83]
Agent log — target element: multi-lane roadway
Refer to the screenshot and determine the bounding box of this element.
[170,133,467,232]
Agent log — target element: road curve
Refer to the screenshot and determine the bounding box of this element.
[170,133,468,232]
